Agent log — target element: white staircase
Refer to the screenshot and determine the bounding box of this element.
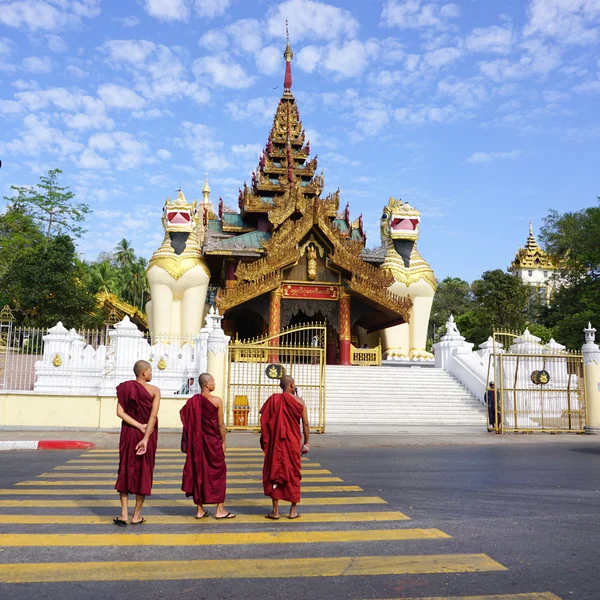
[325,366,486,428]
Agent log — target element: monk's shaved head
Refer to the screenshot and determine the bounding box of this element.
[280,375,294,391]
[133,360,151,377]
[199,373,214,388]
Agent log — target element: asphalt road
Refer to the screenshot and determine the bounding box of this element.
[0,441,598,600]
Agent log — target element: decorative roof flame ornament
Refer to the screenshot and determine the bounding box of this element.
[52,353,62,367]
[157,357,167,370]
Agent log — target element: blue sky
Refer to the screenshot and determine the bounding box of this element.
[0,0,598,282]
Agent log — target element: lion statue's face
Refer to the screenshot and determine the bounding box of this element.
[380,197,420,245]
[161,191,199,234]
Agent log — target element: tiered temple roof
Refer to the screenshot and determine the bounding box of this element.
[508,223,558,272]
[200,36,411,330]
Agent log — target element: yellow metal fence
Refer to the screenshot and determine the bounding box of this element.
[486,331,585,433]
[226,323,326,433]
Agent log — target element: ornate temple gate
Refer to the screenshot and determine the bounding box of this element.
[226,323,326,432]
[487,331,586,433]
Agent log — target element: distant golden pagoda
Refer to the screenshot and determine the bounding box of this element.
[508,223,560,305]
[509,223,558,272]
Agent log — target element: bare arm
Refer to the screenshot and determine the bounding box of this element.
[116,403,146,434]
[216,397,227,450]
[136,387,161,455]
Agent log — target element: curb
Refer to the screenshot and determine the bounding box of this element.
[0,440,95,451]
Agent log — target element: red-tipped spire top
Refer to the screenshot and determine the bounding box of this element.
[283,20,293,92]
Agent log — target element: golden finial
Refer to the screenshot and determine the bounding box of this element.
[529,222,533,236]
[202,173,211,203]
[284,20,293,62]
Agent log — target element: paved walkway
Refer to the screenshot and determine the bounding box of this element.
[0,427,597,448]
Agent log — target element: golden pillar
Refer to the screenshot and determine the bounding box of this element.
[339,290,351,366]
[269,288,281,363]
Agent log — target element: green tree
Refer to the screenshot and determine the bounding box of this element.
[91,261,120,294]
[3,169,90,247]
[113,238,136,269]
[456,269,530,346]
[430,277,474,338]
[1,235,100,327]
[0,206,44,280]
[538,200,600,349]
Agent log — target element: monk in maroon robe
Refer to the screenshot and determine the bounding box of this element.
[113,360,160,527]
[181,373,235,519]
[260,375,310,520]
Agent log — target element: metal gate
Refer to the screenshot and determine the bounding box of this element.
[226,323,326,433]
[486,331,585,433]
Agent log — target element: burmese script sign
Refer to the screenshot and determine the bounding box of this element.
[281,284,339,301]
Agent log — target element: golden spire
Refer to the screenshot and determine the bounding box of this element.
[202,173,211,204]
[283,20,293,91]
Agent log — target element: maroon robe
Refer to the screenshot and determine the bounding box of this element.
[115,380,158,496]
[180,394,226,505]
[260,392,304,503]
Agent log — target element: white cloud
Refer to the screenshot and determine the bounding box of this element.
[297,45,322,73]
[423,47,461,68]
[0,113,83,157]
[156,148,172,160]
[65,65,87,78]
[0,100,24,115]
[98,83,146,109]
[465,26,513,54]
[381,0,460,30]
[143,0,190,22]
[22,56,53,73]
[394,104,460,125]
[199,29,229,51]
[193,55,255,89]
[45,34,68,53]
[113,16,140,28]
[11,78,37,90]
[573,80,600,93]
[524,0,600,45]
[195,0,231,18]
[0,0,101,32]
[231,143,263,160]
[438,77,487,107]
[256,45,282,75]
[322,39,380,78]
[226,96,279,124]
[480,40,562,81]
[78,148,109,169]
[13,86,114,130]
[85,131,152,170]
[322,152,360,167]
[132,107,174,119]
[265,0,359,41]
[226,19,263,55]
[175,121,231,171]
[100,40,211,104]
[466,150,523,163]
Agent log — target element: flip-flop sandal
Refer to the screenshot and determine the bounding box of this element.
[131,518,146,525]
[215,512,236,520]
[195,512,210,519]
[113,517,127,527]
[265,513,280,520]
[289,514,301,520]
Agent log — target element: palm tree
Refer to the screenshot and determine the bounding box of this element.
[93,261,119,294]
[113,239,135,269]
[131,258,150,310]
